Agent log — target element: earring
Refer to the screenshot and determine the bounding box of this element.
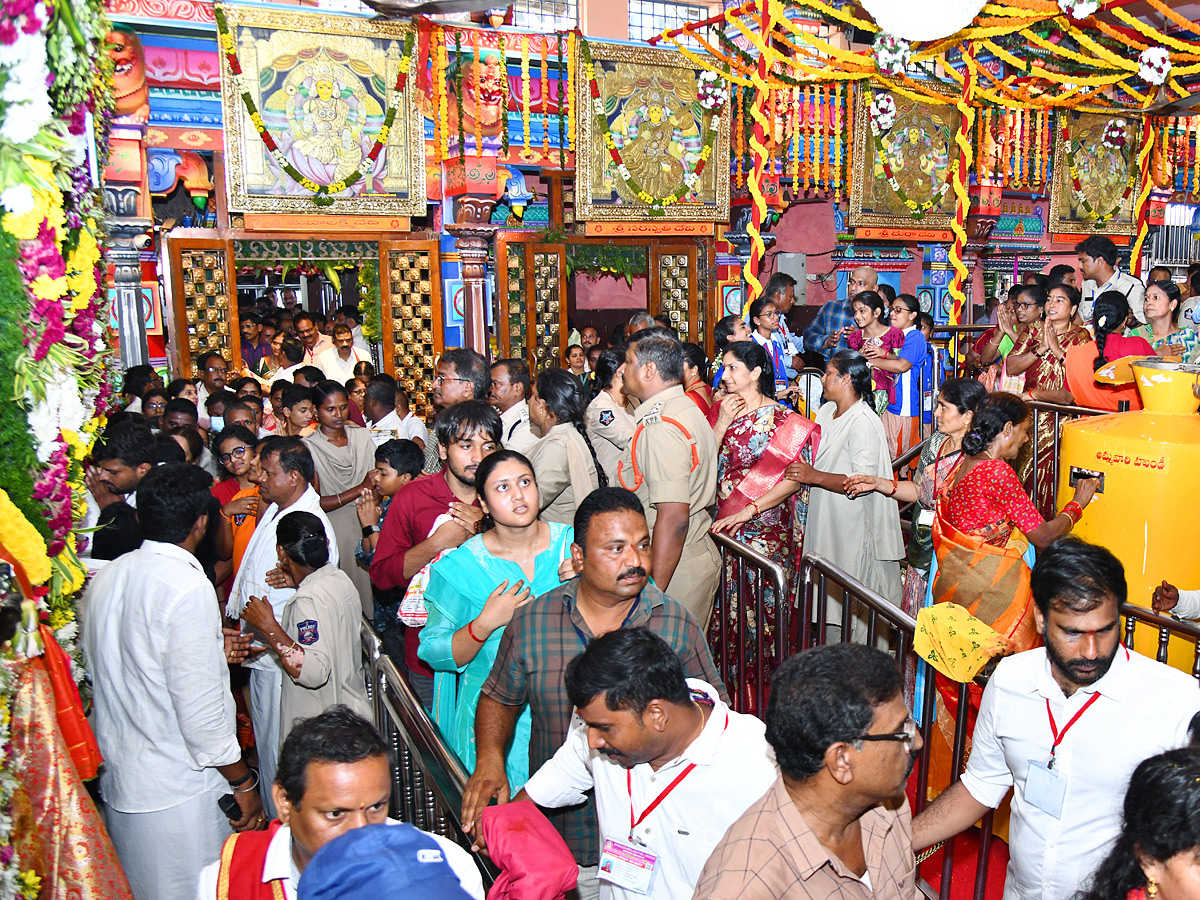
[1147,877,1159,898]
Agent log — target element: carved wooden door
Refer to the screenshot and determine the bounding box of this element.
[164,235,241,379]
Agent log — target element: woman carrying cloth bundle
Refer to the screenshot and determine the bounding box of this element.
[924,392,1099,792]
[708,340,820,707]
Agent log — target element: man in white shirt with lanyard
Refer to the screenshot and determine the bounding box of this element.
[913,538,1200,900]
[513,627,776,900]
[227,436,339,818]
[1076,235,1146,325]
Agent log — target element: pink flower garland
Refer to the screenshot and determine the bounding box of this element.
[32,443,71,555]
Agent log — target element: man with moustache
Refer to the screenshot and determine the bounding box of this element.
[913,539,1200,900]
[514,628,774,900]
[462,488,724,900]
[804,266,877,365]
[696,644,920,899]
[370,400,499,708]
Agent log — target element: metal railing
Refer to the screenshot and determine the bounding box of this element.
[792,552,1200,900]
[1027,399,1105,510]
[710,532,791,714]
[360,622,498,887]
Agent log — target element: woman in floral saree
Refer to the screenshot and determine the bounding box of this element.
[708,340,819,710]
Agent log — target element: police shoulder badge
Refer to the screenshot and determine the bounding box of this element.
[599,410,614,426]
[297,620,319,645]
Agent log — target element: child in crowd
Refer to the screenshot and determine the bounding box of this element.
[846,289,905,414]
[355,439,424,665]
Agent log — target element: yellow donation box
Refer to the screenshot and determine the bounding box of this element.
[1059,360,1200,663]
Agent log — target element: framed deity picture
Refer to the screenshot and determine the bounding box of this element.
[216,4,426,215]
[1048,111,1138,237]
[574,40,730,222]
[849,86,960,230]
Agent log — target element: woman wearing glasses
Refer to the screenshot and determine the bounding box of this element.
[747,296,790,396]
[212,424,261,588]
[881,293,930,463]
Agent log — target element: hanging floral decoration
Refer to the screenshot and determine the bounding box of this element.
[697,71,729,112]
[872,33,910,79]
[869,92,896,134]
[497,32,510,157]
[1101,119,1128,151]
[580,37,720,216]
[1063,118,1137,226]
[1058,0,1099,19]
[454,30,466,159]
[0,0,115,888]
[1137,46,1171,86]
[215,7,414,207]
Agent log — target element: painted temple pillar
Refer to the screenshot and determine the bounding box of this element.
[103,26,154,367]
[447,196,498,358]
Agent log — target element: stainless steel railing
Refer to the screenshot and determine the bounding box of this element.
[360,622,498,886]
[710,532,791,715]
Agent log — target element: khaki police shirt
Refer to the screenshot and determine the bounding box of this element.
[619,384,717,548]
[585,390,636,486]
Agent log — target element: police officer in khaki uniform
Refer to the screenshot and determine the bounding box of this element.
[617,326,720,629]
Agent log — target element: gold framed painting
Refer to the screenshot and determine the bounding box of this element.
[575,41,730,222]
[849,85,960,229]
[1048,111,1138,237]
[217,4,426,216]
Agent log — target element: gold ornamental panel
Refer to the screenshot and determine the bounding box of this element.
[531,252,561,370]
[181,249,235,370]
[657,253,692,340]
[386,248,437,418]
[505,243,528,362]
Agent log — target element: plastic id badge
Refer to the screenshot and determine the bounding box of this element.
[1024,759,1065,819]
[598,838,658,895]
[917,509,935,527]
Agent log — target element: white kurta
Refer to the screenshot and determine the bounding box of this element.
[226,486,339,815]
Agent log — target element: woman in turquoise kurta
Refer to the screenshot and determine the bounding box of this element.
[419,449,574,790]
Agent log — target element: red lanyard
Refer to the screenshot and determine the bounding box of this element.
[1045,692,1101,769]
[627,712,728,836]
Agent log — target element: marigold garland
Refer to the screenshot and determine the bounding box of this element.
[566,33,576,154]
[215,9,414,206]
[454,31,465,159]
[498,33,510,157]
[579,37,719,216]
[521,35,531,156]
[437,29,450,161]
[541,39,550,155]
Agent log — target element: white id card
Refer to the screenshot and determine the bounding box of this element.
[598,838,658,895]
[1024,759,1065,819]
[917,509,935,527]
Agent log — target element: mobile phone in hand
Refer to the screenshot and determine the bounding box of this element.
[219,793,241,821]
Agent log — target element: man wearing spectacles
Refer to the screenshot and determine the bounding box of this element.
[196,350,230,431]
[697,644,920,899]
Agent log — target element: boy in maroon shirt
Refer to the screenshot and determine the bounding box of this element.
[370,400,501,706]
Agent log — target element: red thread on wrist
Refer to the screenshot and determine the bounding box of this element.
[467,620,486,643]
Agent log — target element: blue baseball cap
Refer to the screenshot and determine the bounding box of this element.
[298,823,475,900]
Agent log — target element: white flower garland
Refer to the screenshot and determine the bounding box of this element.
[1138,47,1171,85]
[873,33,911,79]
[1101,120,1127,151]
[870,93,897,135]
[1058,0,1099,19]
[697,71,729,112]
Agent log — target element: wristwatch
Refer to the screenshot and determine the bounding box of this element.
[361,524,380,538]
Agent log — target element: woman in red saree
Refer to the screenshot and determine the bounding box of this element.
[708,341,819,709]
[926,392,1098,795]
